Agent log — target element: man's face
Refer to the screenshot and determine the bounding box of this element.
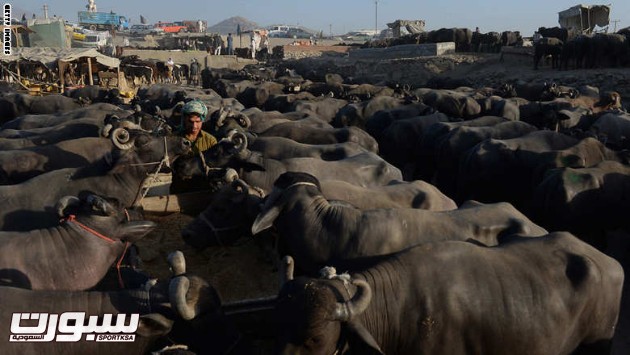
[184,113,203,136]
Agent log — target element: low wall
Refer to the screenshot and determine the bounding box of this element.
[281,45,352,60]
[349,42,456,60]
[121,49,256,70]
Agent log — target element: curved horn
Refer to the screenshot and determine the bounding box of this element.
[332,279,372,322]
[167,250,186,276]
[231,131,248,152]
[223,129,238,141]
[223,168,239,183]
[101,123,113,138]
[278,255,294,288]
[111,127,135,150]
[86,194,114,216]
[169,276,196,320]
[216,107,229,128]
[236,113,251,129]
[55,196,81,218]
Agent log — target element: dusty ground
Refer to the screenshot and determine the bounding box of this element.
[134,212,279,303]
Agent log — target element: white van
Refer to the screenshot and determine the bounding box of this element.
[267,25,290,38]
[130,24,164,36]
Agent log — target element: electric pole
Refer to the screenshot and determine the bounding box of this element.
[374,0,379,37]
[611,19,620,32]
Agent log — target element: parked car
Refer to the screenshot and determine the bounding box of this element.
[130,24,165,36]
[286,28,313,39]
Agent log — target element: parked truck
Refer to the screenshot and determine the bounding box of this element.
[78,11,129,31]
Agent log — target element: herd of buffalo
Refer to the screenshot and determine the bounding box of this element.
[0,55,629,355]
[366,26,630,72]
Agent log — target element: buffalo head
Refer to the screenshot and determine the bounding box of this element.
[274,256,383,355]
[182,179,265,249]
[172,130,260,180]
[55,192,157,244]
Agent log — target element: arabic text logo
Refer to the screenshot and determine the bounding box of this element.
[9,312,139,342]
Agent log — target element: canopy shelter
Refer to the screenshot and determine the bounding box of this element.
[0,47,122,93]
[558,4,611,33]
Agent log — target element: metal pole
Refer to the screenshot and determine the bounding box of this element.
[374,0,378,37]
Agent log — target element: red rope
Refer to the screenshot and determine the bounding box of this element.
[62,215,116,244]
[116,242,131,289]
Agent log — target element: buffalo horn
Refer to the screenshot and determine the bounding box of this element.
[236,113,251,128]
[169,276,196,320]
[279,255,294,287]
[333,279,372,322]
[224,129,237,141]
[216,107,228,127]
[223,168,239,183]
[101,123,113,138]
[111,127,135,150]
[167,250,186,276]
[55,196,81,217]
[231,131,248,152]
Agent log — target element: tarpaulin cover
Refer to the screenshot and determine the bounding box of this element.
[0,47,120,68]
[558,4,610,32]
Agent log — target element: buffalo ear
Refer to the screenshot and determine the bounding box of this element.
[134,133,151,147]
[344,320,384,354]
[557,153,586,169]
[120,221,158,242]
[136,313,173,337]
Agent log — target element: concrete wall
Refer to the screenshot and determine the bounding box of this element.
[348,42,456,60]
[27,19,69,48]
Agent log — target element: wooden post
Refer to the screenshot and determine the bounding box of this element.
[87,57,93,85]
[16,58,20,83]
[58,61,65,94]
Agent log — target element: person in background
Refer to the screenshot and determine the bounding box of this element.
[250,34,257,59]
[227,33,234,55]
[189,58,200,86]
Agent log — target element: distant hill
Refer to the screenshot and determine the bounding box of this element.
[208,16,259,35]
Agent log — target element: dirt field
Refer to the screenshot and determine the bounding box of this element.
[134,212,279,303]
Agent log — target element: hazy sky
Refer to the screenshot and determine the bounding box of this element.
[14,0,630,36]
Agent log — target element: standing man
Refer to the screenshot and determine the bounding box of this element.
[227,33,234,55]
[250,34,257,59]
[189,58,200,86]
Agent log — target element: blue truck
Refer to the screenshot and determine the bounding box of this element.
[78,11,129,31]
